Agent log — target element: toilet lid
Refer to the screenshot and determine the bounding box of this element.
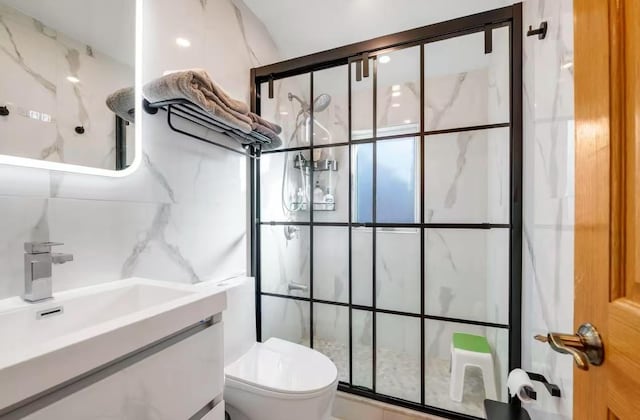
[225,338,338,395]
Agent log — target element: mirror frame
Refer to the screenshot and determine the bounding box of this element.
[0,0,143,177]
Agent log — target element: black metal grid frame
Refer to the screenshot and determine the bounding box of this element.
[250,5,523,420]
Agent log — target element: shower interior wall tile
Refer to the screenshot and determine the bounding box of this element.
[0,0,281,300]
[260,225,311,296]
[259,74,311,149]
[376,229,421,314]
[521,0,574,419]
[261,294,310,345]
[313,226,349,303]
[425,228,509,325]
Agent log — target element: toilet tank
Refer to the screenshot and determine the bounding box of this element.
[196,276,256,366]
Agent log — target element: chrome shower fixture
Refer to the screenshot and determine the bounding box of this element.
[312,94,332,112]
[287,92,332,115]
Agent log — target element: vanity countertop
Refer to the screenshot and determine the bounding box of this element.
[0,277,226,411]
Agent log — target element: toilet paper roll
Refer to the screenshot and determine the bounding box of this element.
[507,369,535,403]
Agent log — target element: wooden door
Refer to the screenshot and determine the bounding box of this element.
[574,0,640,418]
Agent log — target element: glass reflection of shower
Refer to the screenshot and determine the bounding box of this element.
[282,92,338,217]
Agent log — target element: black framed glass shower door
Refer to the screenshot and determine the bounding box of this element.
[250,5,522,420]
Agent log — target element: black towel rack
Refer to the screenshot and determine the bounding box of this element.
[143,98,267,158]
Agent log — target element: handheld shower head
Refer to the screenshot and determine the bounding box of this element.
[312,94,332,112]
[287,92,332,114]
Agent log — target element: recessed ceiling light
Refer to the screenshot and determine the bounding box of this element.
[176,37,191,48]
[392,84,401,91]
[392,91,401,97]
[279,111,289,116]
[404,119,411,124]
[379,55,391,64]
[391,103,400,108]
[66,76,80,84]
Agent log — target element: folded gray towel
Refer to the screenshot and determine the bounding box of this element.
[143,69,253,133]
[246,112,282,149]
[248,112,282,134]
[251,125,282,149]
[106,87,135,123]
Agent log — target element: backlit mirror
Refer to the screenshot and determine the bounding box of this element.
[0,0,140,176]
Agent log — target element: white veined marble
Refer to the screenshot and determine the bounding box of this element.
[521,0,575,419]
[0,0,281,300]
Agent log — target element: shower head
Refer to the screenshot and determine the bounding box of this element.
[312,94,332,112]
[287,92,332,114]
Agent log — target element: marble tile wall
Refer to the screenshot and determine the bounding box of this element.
[0,3,134,169]
[521,0,574,419]
[0,0,280,300]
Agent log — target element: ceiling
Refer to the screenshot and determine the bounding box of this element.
[1,0,135,66]
[243,0,513,62]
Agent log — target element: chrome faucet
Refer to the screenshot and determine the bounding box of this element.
[23,242,74,302]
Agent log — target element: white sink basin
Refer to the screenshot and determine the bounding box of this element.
[0,277,226,411]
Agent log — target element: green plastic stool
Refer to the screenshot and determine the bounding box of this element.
[450,333,497,402]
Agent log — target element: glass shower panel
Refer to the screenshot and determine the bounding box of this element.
[424,127,510,224]
[376,228,421,314]
[313,303,350,382]
[352,226,373,307]
[313,226,349,304]
[260,73,311,149]
[376,47,421,136]
[313,65,349,145]
[260,225,310,298]
[254,9,520,418]
[424,319,509,417]
[352,143,373,224]
[376,314,421,402]
[376,137,420,223]
[352,309,373,389]
[350,58,375,140]
[262,295,310,346]
[313,145,349,223]
[425,229,509,325]
[424,26,510,131]
[260,149,312,223]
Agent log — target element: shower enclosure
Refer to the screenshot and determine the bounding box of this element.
[250,5,522,419]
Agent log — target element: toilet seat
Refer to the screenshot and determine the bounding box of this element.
[225,338,338,400]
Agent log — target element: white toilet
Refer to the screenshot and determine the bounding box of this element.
[200,276,338,420]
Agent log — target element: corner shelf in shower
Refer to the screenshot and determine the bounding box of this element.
[293,156,338,172]
[142,98,271,156]
[290,202,336,211]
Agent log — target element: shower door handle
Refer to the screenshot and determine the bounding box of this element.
[534,323,604,370]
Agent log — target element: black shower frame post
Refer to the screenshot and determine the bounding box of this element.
[250,5,523,420]
[509,1,524,390]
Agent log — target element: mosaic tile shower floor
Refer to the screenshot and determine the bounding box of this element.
[311,338,487,418]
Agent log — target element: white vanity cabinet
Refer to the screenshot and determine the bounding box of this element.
[23,323,225,420]
[0,278,228,420]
